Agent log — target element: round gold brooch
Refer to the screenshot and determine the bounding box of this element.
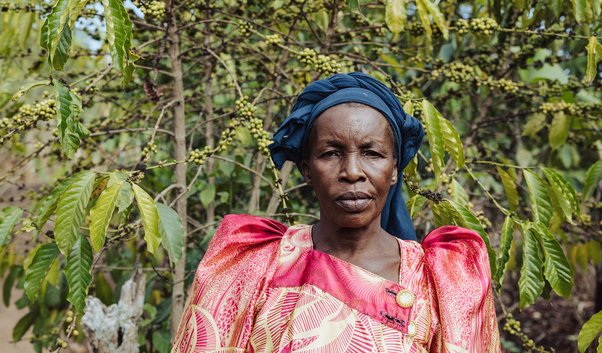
[395,289,416,308]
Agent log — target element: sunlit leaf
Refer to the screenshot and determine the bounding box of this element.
[40,0,72,70]
[519,226,545,310]
[495,216,514,284]
[548,112,570,150]
[585,36,601,84]
[34,177,72,231]
[422,100,445,180]
[532,222,573,298]
[415,0,432,39]
[385,0,406,34]
[55,170,96,255]
[101,0,136,84]
[132,184,161,254]
[24,243,60,301]
[450,178,469,206]
[440,118,464,168]
[497,167,519,211]
[157,203,185,265]
[578,310,602,353]
[522,113,547,137]
[583,160,602,201]
[542,168,580,224]
[90,181,123,252]
[11,80,52,101]
[406,194,427,218]
[0,207,23,246]
[418,0,448,39]
[54,80,86,158]
[523,169,553,226]
[65,235,93,314]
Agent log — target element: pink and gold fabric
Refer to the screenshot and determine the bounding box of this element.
[172,214,500,353]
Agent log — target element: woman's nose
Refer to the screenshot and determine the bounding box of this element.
[339,154,366,183]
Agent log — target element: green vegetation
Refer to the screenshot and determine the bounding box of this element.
[0,0,600,351]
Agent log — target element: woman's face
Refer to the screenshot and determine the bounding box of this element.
[302,104,397,230]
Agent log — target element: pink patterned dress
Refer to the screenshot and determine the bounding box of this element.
[172,214,501,353]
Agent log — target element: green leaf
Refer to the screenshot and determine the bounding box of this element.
[440,118,465,168]
[347,0,359,11]
[65,235,93,314]
[3,266,22,306]
[406,195,427,218]
[67,0,90,28]
[11,80,52,101]
[385,0,406,35]
[40,0,72,70]
[55,170,96,255]
[548,112,570,150]
[518,226,545,310]
[419,0,448,39]
[450,179,469,206]
[54,80,86,158]
[34,177,72,230]
[583,160,602,201]
[0,207,23,246]
[431,200,464,228]
[532,223,573,298]
[101,0,136,84]
[497,167,519,211]
[578,310,602,353]
[415,0,432,39]
[449,201,496,275]
[90,181,123,252]
[200,184,216,208]
[495,216,514,284]
[542,168,580,224]
[571,0,590,23]
[157,203,185,266]
[132,184,161,254]
[585,36,601,85]
[24,242,60,301]
[523,169,553,226]
[522,113,547,137]
[108,172,134,213]
[13,310,37,342]
[422,100,445,181]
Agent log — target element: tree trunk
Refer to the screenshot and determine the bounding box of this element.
[167,1,189,335]
[82,271,147,353]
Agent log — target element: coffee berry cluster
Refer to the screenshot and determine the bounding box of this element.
[141,141,158,161]
[237,20,254,37]
[503,314,549,353]
[478,77,522,94]
[0,98,56,144]
[264,34,282,46]
[296,48,342,76]
[134,0,165,20]
[431,62,479,84]
[456,17,498,35]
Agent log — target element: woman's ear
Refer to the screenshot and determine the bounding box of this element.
[390,165,398,186]
[301,160,312,186]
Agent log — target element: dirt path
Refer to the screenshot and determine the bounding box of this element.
[0,289,35,353]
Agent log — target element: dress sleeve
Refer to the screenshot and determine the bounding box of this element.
[423,226,501,353]
[172,214,287,353]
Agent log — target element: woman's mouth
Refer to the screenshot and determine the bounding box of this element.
[334,192,373,212]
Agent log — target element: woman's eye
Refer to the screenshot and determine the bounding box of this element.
[364,150,383,157]
[320,150,340,158]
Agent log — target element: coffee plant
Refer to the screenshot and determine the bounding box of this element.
[0,0,601,352]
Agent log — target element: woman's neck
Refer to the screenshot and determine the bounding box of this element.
[311,219,390,257]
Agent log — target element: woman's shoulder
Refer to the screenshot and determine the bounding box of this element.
[205,214,289,256]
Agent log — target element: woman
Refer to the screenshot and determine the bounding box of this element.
[172,72,501,353]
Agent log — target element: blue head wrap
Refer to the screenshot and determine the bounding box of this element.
[268,72,424,240]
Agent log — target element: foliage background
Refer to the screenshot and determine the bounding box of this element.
[0,0,601,352]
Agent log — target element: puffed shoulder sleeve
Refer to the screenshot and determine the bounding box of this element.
[423,226,501,353]
[172,214,287,353]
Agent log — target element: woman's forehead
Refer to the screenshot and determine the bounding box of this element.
[311,104,392,141]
